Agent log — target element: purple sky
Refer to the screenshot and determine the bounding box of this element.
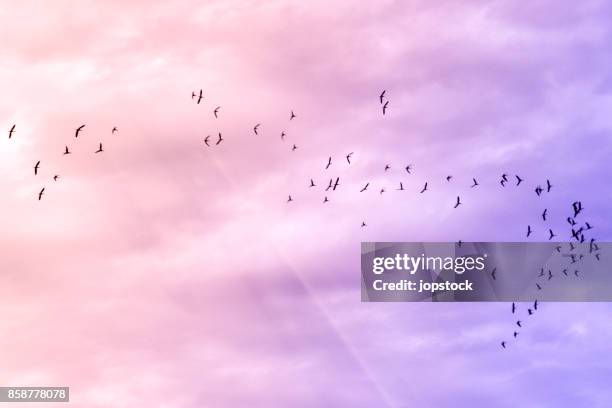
[1,1,611,406]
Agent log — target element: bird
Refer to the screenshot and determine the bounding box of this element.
[454,196,461,208]
[214,106,220,118]
[397,182,404,191]
[253,124,260,135]
[379,90,386,104]
[420,182,428,193]
[534,300,538,311]
[75,124,85,138]
[512,302,516,313]
[95,143,103,153]
[405,165,413,174]
[538,268,545,277]
[290,110,296,120]
[500,179,506,187]
[325,180,334,192]
[501,341,507,349]
[8,124,15,139]
[204,135,211,146]
[527,225,532,237]
[516,321,522,328]
[535,186,543,196]
[281,131,286,140]
[292,144,298,151]
[379,188,385,195]
[548,270,553,281]
[384,164,390,171]
[572,201,583,217]
[585,222,593,230]
[595,253,601,261]
[562,269,568,276]
[309,179,316,188]
[567,217,576,226]
[196,89,203,104]
[542,209,547,221]
[446,175,453,182]
[63,146,71,155]
[528,309,533,315]
[346,152,353,164]
[382,101,389,115]
[287,195,293,203]
[191,91,196,99]
[548,229,555,240]
[513,331,519,338]
[546,179,552,192]
[323,196,329,203]
[574,270,580,277]
[216,133,223,145]
[53,175,59,181]
[38,187,45,201]
[471,178,479,188]
[325,157,332,170]
[361,221,367,228]
[536,283,542,290]
[515,175,523,186]
[112,127,118,134]
[501,173,508,182]
[360,183,369,192]
[491,268,497,280]
[332,177,340,191]
[34,161,40,175]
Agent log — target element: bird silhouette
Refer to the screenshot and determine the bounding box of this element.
[384,164,390,171]
[420,182,428,193]
[512,302,516,313]
[491,268,497,280]
[546,179,552,192]
[535,186,543,196]
[287,195,293,203]
[527,225,532,237]
[361,221,367,228]
[95,143,103,153]
[471,178,479,188]
[454,196,461,208]
[332,177,340,191]
[513,331,519,338]
[53,175,59,181]
[515,175,523,186]
[542,209,547,221]
[253,124,260,135]
[204,135,211,146]
[290,110,296,120]
[379,90,386,104]
[34,161,40,175]
[534,300,538,311]
[112,127,118,134]
[501,341,507,349]
[214,106,220,118]
[360,183,369,192]
[446,175,453,182]
[309,179,316,188]
[292,144,298,151]
[216,133,223,145]
[382,101,389,115]
[516,320,522,328]
[196,89,203,104]
[405,165,412,174]
[325,157,332,170]
[281,131,286,140]
[8,124,15,139]
[346,152,353,164]
[75,124,85,138]
[548,229,555,240]
[63,146,71,155]
[323,196,329,203]
[397,182,404,191]
[38,188,45,200]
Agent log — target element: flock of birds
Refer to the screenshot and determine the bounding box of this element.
[7,88,603,351]
[8,124,117,201]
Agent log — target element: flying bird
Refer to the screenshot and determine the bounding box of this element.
[397,182,404,191]
[38,188,45,201]
[325,157,332,170]
[528,309,533,315]
[8,124,15,139]
[292,144,298,151]
[204,135,211,146]
[323,196,329,203]
[95,143,103,153]
[75,124,85,138]
[253,124,260,135]
[405,165,412,174]
[346,152,353,164]
[501,341,506,349]
[512,302,516,314]
[196,89,203,104]
[112,127,118,134]
[471,178,479,188]
[309,179,316,188]
[534,300,538,311]
[536,283,542,290]
[332,177,340,191]
[281,131,286,140]
[63,146,71,155]
[491,268,497,280]
[515,175,523,186]
[546,179,553,192]
[513,331,519,338]
[516,321,522,328]
[379,188,385,195]
[53,175,59,181]
[216,133,223,145]
[360,183,369,192]
[548,229,556,240]
[379,90,386,104]
[361,221,367,228]
[382,101,389,115]
[34,161,40,175]
[454,196,461,208]
[527,225,532,237]
[446,175,453,182]
[214,106,220,118]
[535,186,543,196]
[420,182,428,193]
[542,209,547,221]
[287,195,293,203]
[384,164,390,172]
[290,110,296,120]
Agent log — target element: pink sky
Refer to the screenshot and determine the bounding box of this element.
[1,1,612,407]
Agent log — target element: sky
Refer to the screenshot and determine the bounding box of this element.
[1,0,612,407]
